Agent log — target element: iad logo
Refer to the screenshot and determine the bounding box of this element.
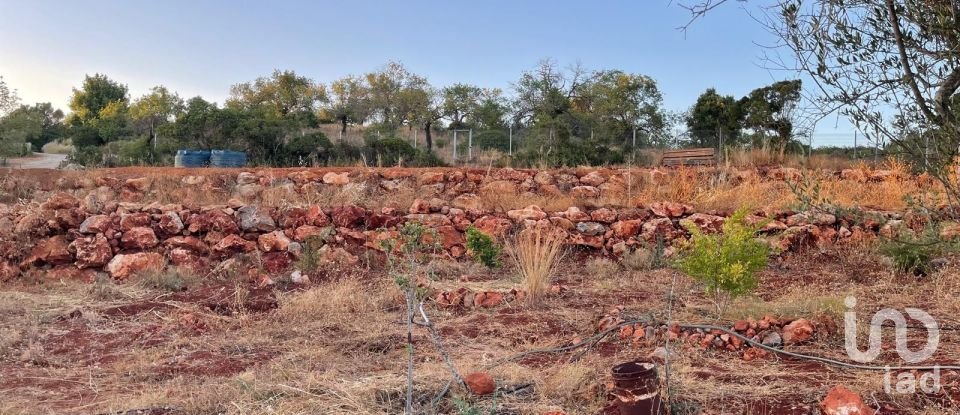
[843,296,941,394]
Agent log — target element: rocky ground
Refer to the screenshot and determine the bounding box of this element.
[0,166,958,414]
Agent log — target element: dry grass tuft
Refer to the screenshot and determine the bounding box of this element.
[507,227,565,303]
[275,278,396,326]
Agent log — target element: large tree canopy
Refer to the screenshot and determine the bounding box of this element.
[228,69,326,119]
[68,74,129,126]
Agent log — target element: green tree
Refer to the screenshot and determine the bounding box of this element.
[0,76,20,116]
[440,83,482,129]
[168,97,239,150]
[365,61,421,128]
[472,88,508,129]
[129,86,184,150]
[67,74,129,126]
[738,80,802,151]
[326,75,369,137]
[686,88,742,148]
[0,103,64,150]
[582,70,666,148]
[228,69,326,119]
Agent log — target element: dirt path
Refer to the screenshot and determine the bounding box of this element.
[5,152,67,169]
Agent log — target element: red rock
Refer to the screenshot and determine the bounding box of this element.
[562,206,591,222]
[72,234,113,269]
[611,219,643,238]
[409,198,431,214]
[640,217,675,241]
[451,193,483,210]
[437,225,465,250]
[157,212,184,234]
[287,171,321,185]
[164,236,209,254]
[42,192,80,210]
[570,185,600,198]
[464,372,496,395]
[121,227,159,250]
[258,230,292,252]
[187,210,240,234]
[331,205,366,228]
[570,233,603,249]
[733,320,749,332]
[293,225,326,242]
[782,318,814,344]
[125,177,152,192]
[119,213,151,231]
[680,213,725,232]
[579,171,606,187]
[80,215,113,234]
[473,216,513,237]
[25,235,72,266]
[650,201,691,218]
[507,205,546,222]
[278,207,308,228]
[820,385,871,415]
[322,172,350,185]
[619,325,634,339]
[261,251,292,274]
[305,206,330,227]
[590,208,618,223]
[54,208,85,228]
[742,347,769,361]
[479,291,503,308]
[213,234,256,255]
[106,252,165,280]
[417,171,446,186]
[168,248,209,273]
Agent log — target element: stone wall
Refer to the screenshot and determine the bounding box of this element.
[0,165,909,284]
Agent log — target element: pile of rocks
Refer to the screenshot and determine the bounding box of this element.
[0,172,906,284]
[597,308,817,360]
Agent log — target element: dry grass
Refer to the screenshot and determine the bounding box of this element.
[507,227,565,304]
[41,140,74,155]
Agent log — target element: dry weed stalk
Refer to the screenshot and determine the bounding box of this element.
[508,227,565,303]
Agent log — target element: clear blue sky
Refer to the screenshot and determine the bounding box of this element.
[0,0,857,146]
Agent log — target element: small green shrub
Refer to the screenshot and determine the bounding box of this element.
[878,226,949,276]
[675,207,769,315]
[465,226,501,268]
[297,230,333,275]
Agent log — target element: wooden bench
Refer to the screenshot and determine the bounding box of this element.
[660,148,717,167]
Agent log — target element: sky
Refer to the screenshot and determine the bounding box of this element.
[0,0,858,147]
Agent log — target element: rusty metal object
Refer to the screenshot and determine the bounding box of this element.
[610,361,664,415]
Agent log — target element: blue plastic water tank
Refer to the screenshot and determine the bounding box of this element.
[174,150,211,167]
[209,150,247,168]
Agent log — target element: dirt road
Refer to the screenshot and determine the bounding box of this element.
[5,152,67,169]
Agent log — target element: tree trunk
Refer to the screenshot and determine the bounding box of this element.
[340,117,348,135]
[424,121,433,152]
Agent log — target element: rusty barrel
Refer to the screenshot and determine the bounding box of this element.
[610,361,664,415]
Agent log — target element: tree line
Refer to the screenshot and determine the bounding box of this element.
[0,60,808,167]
